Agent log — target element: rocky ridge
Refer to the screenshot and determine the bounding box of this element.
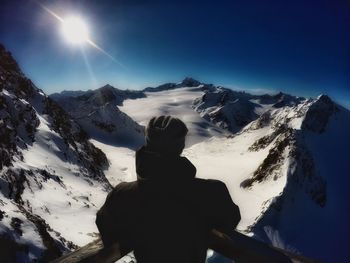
[0,44,111,262]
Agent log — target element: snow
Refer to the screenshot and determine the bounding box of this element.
[106,85,350,261]
[17,113,108,247]
[90,139,136,186]
[90,86,297,263]
[184,129,288,231]
[119,87,289,231]
[50,85,145,148]
[121,86,228,146]
[2,62,349,262]
[0,191,45,259]
[90,127,287,232]
[259,105,350,262]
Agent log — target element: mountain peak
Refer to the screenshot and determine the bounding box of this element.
[0,43,22,79]
[301,94,339,133]
[316,94,333,104]
[181,77,201,87]
[100,84,115,90]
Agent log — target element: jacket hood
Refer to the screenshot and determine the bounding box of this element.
[136,146,196,182]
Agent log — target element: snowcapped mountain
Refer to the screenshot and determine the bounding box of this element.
[121,82,228,146]
[0,44,112,262]
[193,86,304,133]
[1,40,349,263]
[245,95,350,262]
[50,85,145,147]
[120,82,350,262]
[143,77,202,92]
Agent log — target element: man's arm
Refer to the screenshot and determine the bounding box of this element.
[96,182,135,256]
[96,189,118,247]
[211,180,241,234]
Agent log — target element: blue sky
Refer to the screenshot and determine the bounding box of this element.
[0,0,349,108]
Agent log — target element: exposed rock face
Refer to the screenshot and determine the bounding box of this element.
[243,127,295,188]
[248,124,288,151]
[0,91,38,169]
[0,44,110,262]
[248,111,272,130]
[0,47,40,170]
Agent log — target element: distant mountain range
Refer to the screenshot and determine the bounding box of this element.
[1,43,349,262]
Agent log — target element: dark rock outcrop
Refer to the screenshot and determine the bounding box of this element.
[301,95,339,133]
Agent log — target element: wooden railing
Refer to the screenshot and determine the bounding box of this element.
[51,230,322,263]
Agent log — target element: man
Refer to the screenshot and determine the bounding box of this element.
[96,115,241,263]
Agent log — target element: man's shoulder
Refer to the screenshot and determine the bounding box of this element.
[192,178,229,194]
[104,181,140,207]
[110,181,139,197]
[116,181,138,187]
[193,178,226,187]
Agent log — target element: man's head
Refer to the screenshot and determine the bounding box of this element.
[145,116,188,155]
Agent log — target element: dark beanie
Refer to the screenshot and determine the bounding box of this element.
[145,116,188,154]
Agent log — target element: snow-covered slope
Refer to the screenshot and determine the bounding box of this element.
[0,44,112,262]
[193,86,304,133]
[119,83,349,262]
[121,84,228,146]
[247,95,350,262]
[50,85,145,148]
[2,40,349,262]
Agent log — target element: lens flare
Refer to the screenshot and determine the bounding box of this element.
[36,2,125,67]
[61,16,89,44]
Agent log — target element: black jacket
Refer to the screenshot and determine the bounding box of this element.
[96,146,241,263]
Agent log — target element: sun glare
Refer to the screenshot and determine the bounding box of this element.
[61,16,89,44]
[37,3,122,65]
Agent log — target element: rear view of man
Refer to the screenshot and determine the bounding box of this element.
[96,115,241,263]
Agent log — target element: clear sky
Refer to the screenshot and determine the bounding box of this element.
[0,0,349,108]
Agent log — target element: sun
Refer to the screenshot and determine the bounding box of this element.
[61,16,89,44]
